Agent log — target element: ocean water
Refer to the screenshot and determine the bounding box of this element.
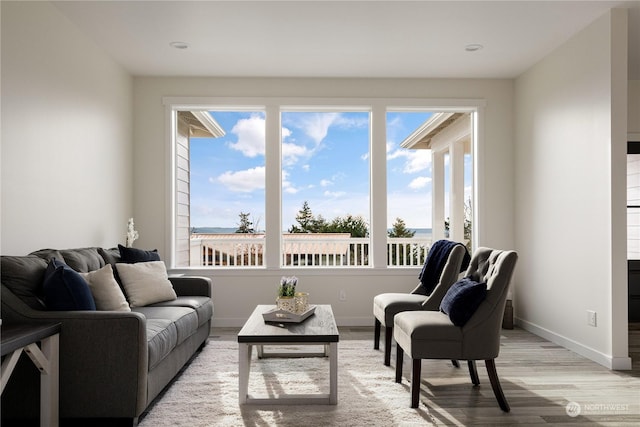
[192,226,432,237]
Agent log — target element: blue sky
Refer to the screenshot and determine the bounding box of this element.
[189,110,465,231]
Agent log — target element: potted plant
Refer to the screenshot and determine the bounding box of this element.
[277,276,297,312]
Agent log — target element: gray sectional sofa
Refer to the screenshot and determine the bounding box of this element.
[0,247,213,426]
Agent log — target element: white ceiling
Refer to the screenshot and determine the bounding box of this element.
[52,0,640,79]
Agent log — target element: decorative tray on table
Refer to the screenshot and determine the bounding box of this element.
[262,305,316,323]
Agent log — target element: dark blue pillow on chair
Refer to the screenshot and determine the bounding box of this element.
[440,277,487,326]
[43,258,96,310]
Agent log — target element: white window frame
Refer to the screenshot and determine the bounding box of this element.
[163,97,485,271]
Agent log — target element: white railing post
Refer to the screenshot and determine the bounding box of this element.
[190,235,430,268]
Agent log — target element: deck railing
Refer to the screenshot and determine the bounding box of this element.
[190,235,431,267]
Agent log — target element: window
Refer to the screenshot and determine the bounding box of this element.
[386,111,474,266]
[281,110,370,266]
[168,98,478,269]
[628,142,640,259]
[386,111,432,266]
[176,110,265,267]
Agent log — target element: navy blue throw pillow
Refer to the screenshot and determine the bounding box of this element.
[439,277,487,326]
[118,244,161,263]
[43,258,96,311]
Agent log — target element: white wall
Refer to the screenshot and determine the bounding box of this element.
[631,80,640,135]
[0,1,133,254]
[514,9,630,369]
[133,77,515,326]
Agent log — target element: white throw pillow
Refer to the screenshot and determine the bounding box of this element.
[115,261,177,307]
[80,264,131,311]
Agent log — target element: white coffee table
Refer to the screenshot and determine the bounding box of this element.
[237,304,339,405]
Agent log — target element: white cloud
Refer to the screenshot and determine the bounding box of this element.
[320,179,332,187]
[324,190,347,198]
[302,113,340,145]
[387,150,404,161]
[386,142,396,153]
[404,151,431,173]
[408,176,431,190]
[282,127,311,166]
[388,148,431,173]
[282,169,299,194]
[215,166,265,192]
[302,164,310,172]
[282,127,292,140]
[282,142,308,166]
[387,115,402,130]
[334,114,369,129]
[295,112,369,145]
[228,116,265,157]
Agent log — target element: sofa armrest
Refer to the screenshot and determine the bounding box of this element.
[1,287,149,418]
[169,276,212,297]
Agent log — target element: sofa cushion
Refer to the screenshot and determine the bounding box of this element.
[118,244,161,263]
[373,293,426,326]
[31,247,105,273]
[116,261,177,307]
[134,306,199,369]
[144,318,178,370]
[79,264,131,311]
[43,258,96,311]
[98,247,121,266]
[29,249,65,263]
[134,306,199,346]
[0,255,48,309]
[151,296,213,327]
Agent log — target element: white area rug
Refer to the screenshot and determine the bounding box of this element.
[139,340,435,426]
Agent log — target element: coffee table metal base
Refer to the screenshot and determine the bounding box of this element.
[238,341,338,405]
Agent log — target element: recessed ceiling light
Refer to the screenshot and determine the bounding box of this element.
[465,44,484,52]
[169,41,189,50]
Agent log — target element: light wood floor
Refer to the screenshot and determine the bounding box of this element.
[212,323,640,425]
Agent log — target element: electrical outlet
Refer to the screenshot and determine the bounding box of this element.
[587,310,597,327]
[339,290,347,301]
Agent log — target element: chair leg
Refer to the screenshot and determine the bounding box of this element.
[468,360,480,385]
[395,345,403,383]
[384,326,393,366]
[451,359,460,368]
[374,318,381,350]
[411,358,421,408]
[485,359,510,412]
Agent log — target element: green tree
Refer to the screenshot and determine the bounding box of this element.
[388,217,415,238]
[287,202,370,265]
[289,202,369,236]
[311,214,329,233]
[387,217,422,266]
[327,214,369,237]
[289,201,315,233]
[235,212,255,234]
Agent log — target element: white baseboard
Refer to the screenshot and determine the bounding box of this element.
[515,317,632,371]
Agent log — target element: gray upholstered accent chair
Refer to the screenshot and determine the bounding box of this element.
[393,247,518,411]
[373,243,467,366]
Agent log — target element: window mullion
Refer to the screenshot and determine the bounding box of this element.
[371,105,387,268]
[264,104,282,268]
